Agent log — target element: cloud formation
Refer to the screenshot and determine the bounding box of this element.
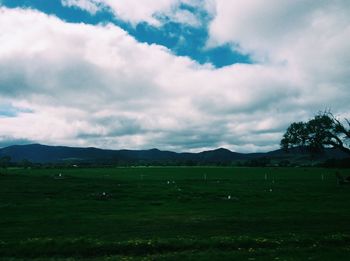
[61,0,208,27]
[0,1,349,152]
[208,0,350,108]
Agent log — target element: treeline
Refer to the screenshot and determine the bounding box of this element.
[1,156,349,169]
[0,155,231,168]
[320,158,350,168]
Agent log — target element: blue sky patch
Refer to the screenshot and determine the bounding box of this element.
[0,104,32,118]
[128,22,251,67]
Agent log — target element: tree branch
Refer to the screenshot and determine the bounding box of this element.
[326,140,350,154]
[329,112,350,138]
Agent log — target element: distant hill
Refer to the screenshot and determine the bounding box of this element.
[0,144,244,164]
[0,144,348,166]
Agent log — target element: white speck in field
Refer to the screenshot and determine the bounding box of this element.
[228,195,231,200]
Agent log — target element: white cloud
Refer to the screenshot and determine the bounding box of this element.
[0,2,349,152]
[61,0,102,14]
[61,0,208,27]
[208,0,350,104]
[0,7,208,150]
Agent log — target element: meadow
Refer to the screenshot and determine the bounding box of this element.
[0,167,350,260]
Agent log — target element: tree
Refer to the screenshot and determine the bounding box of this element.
[281,112,350,155]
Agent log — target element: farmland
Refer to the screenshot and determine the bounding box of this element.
[1,167,350,260]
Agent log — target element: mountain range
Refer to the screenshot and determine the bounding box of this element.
[0,144,348,166]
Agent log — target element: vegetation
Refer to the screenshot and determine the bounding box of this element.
[1,167,350,260]
[281,112,350,155]
[2,143,349,169]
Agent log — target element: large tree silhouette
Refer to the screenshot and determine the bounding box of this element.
[281,112,350,155]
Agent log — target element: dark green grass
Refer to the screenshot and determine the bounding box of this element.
[0,167,350,260]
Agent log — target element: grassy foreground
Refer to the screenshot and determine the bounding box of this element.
[0,167,350,260]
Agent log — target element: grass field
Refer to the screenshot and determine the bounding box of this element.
[1,167,350,260]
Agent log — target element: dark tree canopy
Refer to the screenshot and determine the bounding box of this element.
[281,112,350,155]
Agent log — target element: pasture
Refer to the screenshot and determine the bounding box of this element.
[0,167,350,260]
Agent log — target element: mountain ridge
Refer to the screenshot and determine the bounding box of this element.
[0,143,349,165]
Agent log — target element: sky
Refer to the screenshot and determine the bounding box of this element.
[0,0,349,152]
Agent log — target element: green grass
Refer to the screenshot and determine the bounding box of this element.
[1,167,350,260]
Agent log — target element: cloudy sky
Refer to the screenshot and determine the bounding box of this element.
[0,0,349,152]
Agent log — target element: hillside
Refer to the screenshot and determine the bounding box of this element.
[0,144,349,166]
